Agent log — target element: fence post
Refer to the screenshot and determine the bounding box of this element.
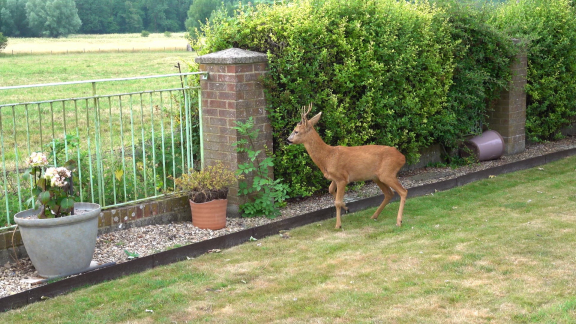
[487,39,527,155]
[195,48,272,218]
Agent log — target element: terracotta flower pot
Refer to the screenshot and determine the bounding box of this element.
[189,199,227,230]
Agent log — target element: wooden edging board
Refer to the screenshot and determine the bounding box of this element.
[1,147,575,312]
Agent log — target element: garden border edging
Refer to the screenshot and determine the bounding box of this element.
[1,147,575,312]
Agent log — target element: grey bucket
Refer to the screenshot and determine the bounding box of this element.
[14,203,100,278]
[461,130,505,162]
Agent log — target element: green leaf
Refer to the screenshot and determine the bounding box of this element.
[25,196,35,207]
[60,197,75,210]
[32,187,42,197]
[39,191,51,204]
[63,159,77,172]
[21,171,31,181]
[37,178,47,190]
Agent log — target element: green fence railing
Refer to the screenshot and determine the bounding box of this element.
[0,73,205,230]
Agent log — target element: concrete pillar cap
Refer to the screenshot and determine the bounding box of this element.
[195,48,268,64]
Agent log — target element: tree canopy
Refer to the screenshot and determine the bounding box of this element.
[0,0,193,36]
[0,0,284,37]
[0,31,7,51]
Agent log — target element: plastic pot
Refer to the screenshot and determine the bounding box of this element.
[461,130,505,162]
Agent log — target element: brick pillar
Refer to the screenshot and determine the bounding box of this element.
[487,39,527,155]
[195,48,272,218]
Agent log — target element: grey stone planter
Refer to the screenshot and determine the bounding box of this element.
[14,203,101,278]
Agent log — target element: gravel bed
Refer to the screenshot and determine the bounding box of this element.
[1,136,575,298]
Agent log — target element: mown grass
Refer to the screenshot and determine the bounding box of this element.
[1,156,575,323]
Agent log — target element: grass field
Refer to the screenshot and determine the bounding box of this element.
[1,156,575,323]
[0,41,200,165]
[0,49,197,104]
[3,33,190,55]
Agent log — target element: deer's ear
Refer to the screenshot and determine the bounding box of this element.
[308,112,322,126]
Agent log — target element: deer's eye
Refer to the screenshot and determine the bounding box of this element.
[294,131,299,134]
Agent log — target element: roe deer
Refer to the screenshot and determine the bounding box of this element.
[287,104,408,229]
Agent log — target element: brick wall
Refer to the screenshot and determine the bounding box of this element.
[487,39,527,155]
[195,48,273,217]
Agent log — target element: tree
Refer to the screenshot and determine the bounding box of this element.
[44,0,82,37]
[0,31,7,52]
[185,0,220,31]
[0,0,4,31]
[164,0,191,31]
[142,0,167,32]
[25,0,48,36]
[75,0,109,33]
[1,7,16,35]
[1,0,29,36]
[185,0,276,34]
[25,0,81,37]
[122,1,143,32]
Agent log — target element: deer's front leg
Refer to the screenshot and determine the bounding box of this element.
[329,181,348,211]
[334,181,348,229]
[329,181,336,198]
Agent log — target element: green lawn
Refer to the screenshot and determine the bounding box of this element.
[1,156,575,323]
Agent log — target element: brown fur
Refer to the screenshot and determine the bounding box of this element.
[287,104,408,229]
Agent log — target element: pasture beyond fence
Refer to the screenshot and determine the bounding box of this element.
[5,47,190,55]
[0,73,205,230]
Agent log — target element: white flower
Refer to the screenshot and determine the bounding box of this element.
[27,152,48,167]
[44,167,71,187]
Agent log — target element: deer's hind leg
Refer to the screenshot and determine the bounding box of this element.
[371,179,394,221]
[385,177,407,227]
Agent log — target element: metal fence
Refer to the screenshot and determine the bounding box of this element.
[0,73,205,230]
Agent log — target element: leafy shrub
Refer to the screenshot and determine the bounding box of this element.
[164,31,172,38]
[432,0,515,155]
[141,30,150,37]
[190,0,456,196]
[490,0,576,141]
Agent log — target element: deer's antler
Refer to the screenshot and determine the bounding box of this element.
[301,103,313,124]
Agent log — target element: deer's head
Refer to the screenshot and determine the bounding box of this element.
[286,103,322,145]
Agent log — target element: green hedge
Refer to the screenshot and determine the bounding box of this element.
[491,0,576,141]
[433,0,515,151]
[188,0,515,197]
